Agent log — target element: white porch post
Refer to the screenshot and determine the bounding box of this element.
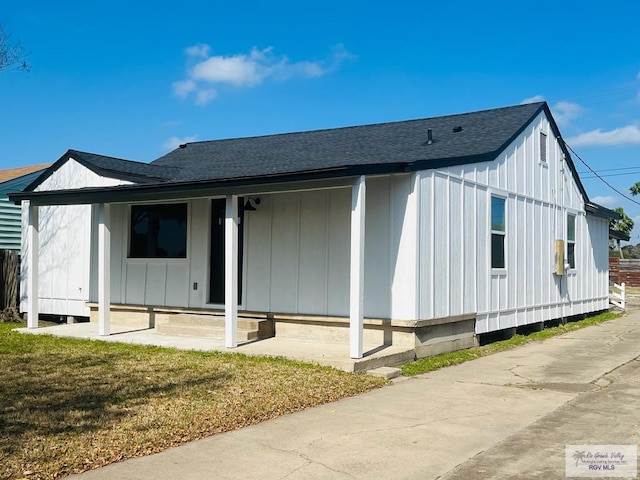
[350,175,366,359]
[225,195,238,348]
[98,203,111,336]
[26,201,39,329]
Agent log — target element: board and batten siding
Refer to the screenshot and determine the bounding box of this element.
[105,174,417,319]
[419,111,610,333]
[244,189,351,315]
[98,202,190,308]
[243,176,417,319]
[21,158,131,317]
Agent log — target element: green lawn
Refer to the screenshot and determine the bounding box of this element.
[401,311,621,376]
[1,309,624,478]
[0,323,386,479]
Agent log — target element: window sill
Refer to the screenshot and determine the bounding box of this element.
[127,257,188,262]
[491,269,507,276]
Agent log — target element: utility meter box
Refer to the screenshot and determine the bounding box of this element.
[554,239,565,276]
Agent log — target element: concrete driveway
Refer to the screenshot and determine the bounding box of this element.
[69,309,640,480]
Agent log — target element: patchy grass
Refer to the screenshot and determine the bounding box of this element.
[401,311,621,376]
[0,324,386,479]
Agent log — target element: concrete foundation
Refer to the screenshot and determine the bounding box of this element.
[414,316,478,357]
[87,304,477,360]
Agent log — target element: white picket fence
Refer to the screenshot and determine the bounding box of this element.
[609,282,626,310]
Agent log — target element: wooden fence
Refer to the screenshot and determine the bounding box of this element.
[0,249,19,309]
[610,258,640,287]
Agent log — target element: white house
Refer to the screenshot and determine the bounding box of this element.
[11,102,615,360]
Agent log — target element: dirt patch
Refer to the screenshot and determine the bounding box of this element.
[624,286,640,308]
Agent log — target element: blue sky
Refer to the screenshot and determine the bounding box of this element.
[2,1,640,242]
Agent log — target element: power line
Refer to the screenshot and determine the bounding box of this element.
[578,166,640,175]
[581,171,640,179]
[556,84,640,107]
[564,141,640,207]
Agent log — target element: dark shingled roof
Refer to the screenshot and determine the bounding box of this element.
[69,150,180,182]
[11,101,618,219]
[27,149,180,191]
[26,102,548,191]
[151,102,547,181]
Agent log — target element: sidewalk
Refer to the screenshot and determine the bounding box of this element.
[69,310,640,480]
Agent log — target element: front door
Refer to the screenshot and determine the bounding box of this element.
[209,198,244,304]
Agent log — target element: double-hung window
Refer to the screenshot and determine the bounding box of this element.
[567,214,576,269]
[491,196,506,269]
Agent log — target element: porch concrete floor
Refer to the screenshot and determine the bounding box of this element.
[16,323,415,372]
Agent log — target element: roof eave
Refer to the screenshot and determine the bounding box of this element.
[585,202,619,220]
[23,150,169,192]
[8,163,407,206]
[609,229,630,242]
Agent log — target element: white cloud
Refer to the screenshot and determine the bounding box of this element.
[172,80,196,98]
[191,48,267,86]
[186,43,210,58]
[552,101,582,127]
[173,43,353,105]
[162,135,198,151]
[566,125,640,147]
[591,195,618,207]
[520,96,583,128]
[521,94,545,104]
[195,88,217,105]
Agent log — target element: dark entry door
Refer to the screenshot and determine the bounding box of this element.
[209,198,244,304]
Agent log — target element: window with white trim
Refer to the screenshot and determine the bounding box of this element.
[567,213,576,269]
[491,196,506,269]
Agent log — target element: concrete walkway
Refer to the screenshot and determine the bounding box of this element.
[18,322,413,372]
[68,308,640,480]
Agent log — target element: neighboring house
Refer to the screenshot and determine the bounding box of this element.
[10,102,616,360]
[609,229,631,258]
[0,164,50,250]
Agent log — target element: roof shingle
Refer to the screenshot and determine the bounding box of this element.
[151,102,546,181]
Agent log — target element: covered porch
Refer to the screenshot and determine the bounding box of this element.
[21,175,375,360]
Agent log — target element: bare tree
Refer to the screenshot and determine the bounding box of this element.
[0,23,29,72]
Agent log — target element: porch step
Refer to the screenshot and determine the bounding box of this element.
[157,323,259,341]
[156,314,274,342]
[159,314,263,330]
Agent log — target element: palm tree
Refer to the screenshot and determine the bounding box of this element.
[610,207,634,258]
[573,450,587,467]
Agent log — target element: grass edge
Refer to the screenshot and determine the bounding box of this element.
[400,310,622,376]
